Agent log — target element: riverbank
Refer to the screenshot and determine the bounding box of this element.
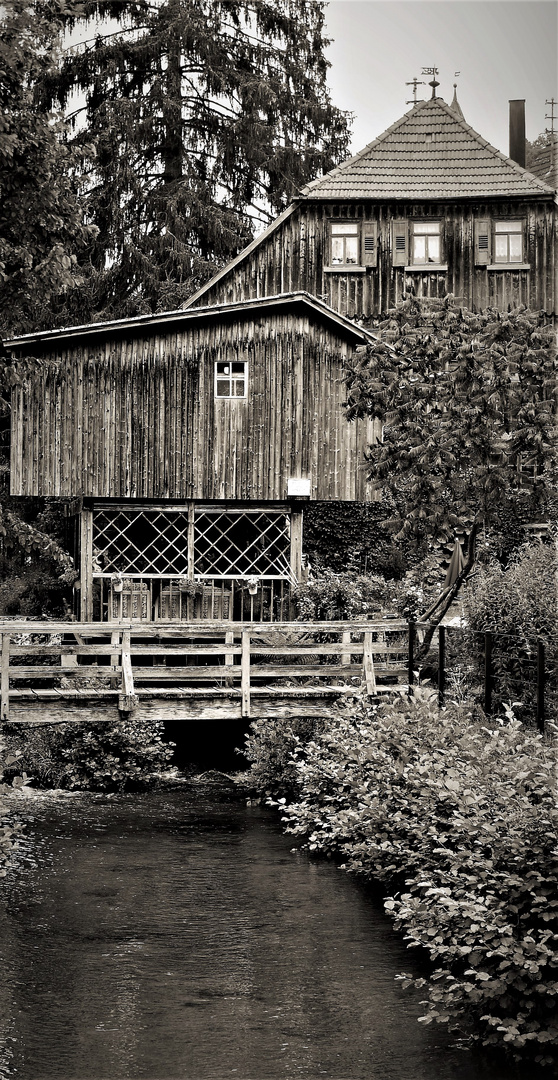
[244,690,558,1068]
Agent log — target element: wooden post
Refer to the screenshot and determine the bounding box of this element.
[119,631,136,713]
[110,630,120,689]
[79,509,94,622]
[536,640,545,734]
[407,621,415,696]
[341,630,351,666]
[438,625,446,708]
[484,631,493,715]
[363,631,376,696]
[241,629,251,718]
[1,634,10,721]
[290,509,303,583]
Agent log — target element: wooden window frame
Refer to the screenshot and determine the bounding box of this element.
[214,360,248,399]
[329,220,361,268]
[410,221,443,266]
[493,220,524,264]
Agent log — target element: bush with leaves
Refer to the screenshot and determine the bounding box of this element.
[252,690,558,1063]
[292,567,392,621]
[5,717,174,791]
[464,540,558,723]
[243,715,325,798]
[0,733,27,878]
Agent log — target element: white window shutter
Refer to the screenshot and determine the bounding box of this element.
[474,219,491,265]
[361,222,378,267]
[392,220,407,266]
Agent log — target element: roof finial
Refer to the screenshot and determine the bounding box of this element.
[422,66,439,99]
[405,76,425,105]
[450,73,464,119]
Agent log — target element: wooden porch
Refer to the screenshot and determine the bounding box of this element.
[0,620,412,723]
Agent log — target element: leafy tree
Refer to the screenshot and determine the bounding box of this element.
[345,296,558,628]
[0,0,96,336]
[41,0,351,322]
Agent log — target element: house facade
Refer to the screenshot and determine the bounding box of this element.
[183,95,556,320]
[6,91,556,624]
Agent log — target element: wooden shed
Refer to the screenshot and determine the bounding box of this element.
[183,95,557,320]
[8,292,377,623]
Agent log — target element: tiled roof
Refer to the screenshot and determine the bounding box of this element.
[300,96,554,200]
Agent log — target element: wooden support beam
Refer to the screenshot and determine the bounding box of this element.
[408,621,416,696]
[1,634,10,721]
[341,630,351,666]
[290,509,303,582]
[241,629,251,718]
[79,509,94,622]
[119,631,137,713]
[363,632,377,695]
[438,625,446,708]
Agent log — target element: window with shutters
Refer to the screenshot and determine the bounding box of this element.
[494,221,523,263]
[215,361,247,398]
[412,221,441,264]
[330,221,359,266]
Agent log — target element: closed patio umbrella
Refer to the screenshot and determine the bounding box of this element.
[444,538,464,589]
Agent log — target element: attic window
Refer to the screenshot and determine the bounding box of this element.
[215,361,247,398]
[331,221,359,265]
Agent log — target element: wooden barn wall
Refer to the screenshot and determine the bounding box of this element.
[192,200,555,317]
[10,314,374,502]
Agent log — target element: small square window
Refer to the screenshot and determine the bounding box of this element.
[494,221,523,263]
[412,221,441,264]
[330,221,359,265]
[215,361,247,399]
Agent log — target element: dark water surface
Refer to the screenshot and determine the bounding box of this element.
[0,787,536,1080]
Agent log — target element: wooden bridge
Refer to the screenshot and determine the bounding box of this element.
[0,619,413,724]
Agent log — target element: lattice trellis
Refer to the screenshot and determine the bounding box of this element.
[92,508,293,580]
[93,510,189,575]
[194,511,291,579]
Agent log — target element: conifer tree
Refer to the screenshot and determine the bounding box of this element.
[42,0,351,321]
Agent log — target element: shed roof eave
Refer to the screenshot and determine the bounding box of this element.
[4,290,377,350]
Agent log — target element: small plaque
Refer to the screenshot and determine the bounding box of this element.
[287,477,311,496]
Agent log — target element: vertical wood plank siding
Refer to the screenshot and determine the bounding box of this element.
[191,200,555,317]
[11,313,372,502]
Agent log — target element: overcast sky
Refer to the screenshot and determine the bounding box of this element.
[322,0,557,157]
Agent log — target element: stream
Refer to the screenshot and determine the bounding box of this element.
[0,786,540,1079]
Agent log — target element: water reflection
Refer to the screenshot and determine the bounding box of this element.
[0,789,539,1079]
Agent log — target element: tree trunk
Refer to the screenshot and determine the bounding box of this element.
[162,4,183,186]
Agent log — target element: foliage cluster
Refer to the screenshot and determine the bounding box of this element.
[346,298,558,549]
[0,0,95,336]
[34,0,350,323]
[0,733,27,878]
[463,540,558,723]
[302,501,407,578]
[292,567,393,621]
[5,717,174,791]
[0,498,75,617]
[251,691,558,1063]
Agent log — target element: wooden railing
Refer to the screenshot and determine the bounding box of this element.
[0,619,410,721]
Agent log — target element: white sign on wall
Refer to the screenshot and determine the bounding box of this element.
[287,477,311,496]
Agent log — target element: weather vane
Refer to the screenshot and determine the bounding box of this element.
[405,77,425,105]
[421,66,439,98]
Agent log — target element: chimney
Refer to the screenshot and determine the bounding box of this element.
[509,99,526,168]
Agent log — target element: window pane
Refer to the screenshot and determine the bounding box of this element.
[216,380,230,397]
[495,235,508,260]
[216,362,230,375]
[427,235,440,262]
[331,237,344,264]
[345,236,358,263]
[234,380,245,397]
[413,235,426,262]
[509,234,522,260]
[332,222,358,235]
[231,362,245,374]
[495,221,522,233]
[416,222,440,234]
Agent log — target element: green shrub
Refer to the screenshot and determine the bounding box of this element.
[302,502,407,578]
[243,714,326,798]
[258,690,558,1063]
[464,541,558,723]
[5,718,174,791]
[292,568,392,620]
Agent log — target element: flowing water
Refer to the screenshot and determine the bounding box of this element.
[0,786,540,1080]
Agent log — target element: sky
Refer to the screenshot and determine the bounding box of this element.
[322,0,558,157]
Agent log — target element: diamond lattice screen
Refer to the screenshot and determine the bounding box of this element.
[194,511,291,578]
[93,510,189,575]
